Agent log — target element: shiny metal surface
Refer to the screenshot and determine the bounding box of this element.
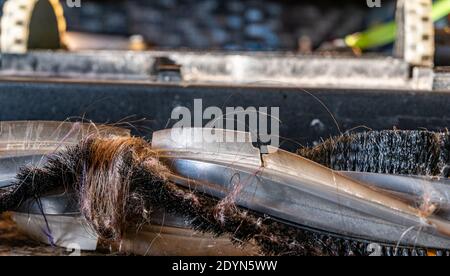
[152,127,450,249]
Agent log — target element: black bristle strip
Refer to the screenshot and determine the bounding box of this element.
[0,143,86,213]
[298,130,450,176]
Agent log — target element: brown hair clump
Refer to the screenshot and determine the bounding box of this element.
[79,136,169,240]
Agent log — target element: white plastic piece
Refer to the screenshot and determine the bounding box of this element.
[395,0,434,67]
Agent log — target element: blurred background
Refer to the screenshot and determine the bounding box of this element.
[60,0,397,52]
[3,0,450,63]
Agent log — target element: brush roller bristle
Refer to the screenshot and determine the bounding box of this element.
[298,130,450,176]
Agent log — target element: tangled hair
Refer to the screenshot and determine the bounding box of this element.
[0,132,382,256]
[6,129,450,255]
[79,136,170,240]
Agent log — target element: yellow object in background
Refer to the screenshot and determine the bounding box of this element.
[0,0,66,53]
[345,0,450,50]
